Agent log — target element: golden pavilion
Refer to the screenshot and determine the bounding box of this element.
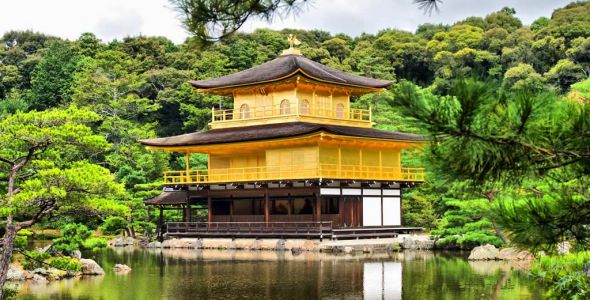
[141,38,425,239]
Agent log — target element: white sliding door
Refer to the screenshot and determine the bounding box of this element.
[362,197,382,226]
[382,197,401,226]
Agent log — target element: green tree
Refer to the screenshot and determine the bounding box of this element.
[0,107,125,297]
[503,63,545,91]
[544,59,586,92]
[27,42,78,110]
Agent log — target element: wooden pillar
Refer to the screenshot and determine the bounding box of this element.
[315,193,321,222]
[185,151,191,183]
[338,196,345,227]
[182,205,186,222]
[264,188,270,224]
[187,205,192,222]
[207,196,212,224]
[158,207,164,242]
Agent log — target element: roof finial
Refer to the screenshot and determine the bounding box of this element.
[281,34,303,56]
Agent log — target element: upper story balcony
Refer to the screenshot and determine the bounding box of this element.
[210,101,372,129]
[163,164,425,185]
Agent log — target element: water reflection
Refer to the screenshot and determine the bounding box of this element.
[15,248,544,300]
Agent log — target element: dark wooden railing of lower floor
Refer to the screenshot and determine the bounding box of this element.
[164,222,333,239]
[162,222,424,240]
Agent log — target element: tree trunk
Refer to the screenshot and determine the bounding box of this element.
[0,220,18,300]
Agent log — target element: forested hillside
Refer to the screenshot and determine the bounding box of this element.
[1,1,589,240]
[1,1,590,297]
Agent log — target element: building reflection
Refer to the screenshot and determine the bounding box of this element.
[364,262,403,300]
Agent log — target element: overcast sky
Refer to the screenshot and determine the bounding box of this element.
[0,0,574,44]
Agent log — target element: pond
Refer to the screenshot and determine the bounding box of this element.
[14,248,545,299]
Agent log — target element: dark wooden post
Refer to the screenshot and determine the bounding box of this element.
[207,196,212,224]
[264,188,270,224]
[158,207,164,242]
[315,193,321,223]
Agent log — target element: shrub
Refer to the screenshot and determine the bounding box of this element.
[22,250,50,270]
[530,251,590,299]
[14,229,34,249]
[100,216,128,235]
[52,223,92,254]
[82,237,108,250]
[45,257,82,272]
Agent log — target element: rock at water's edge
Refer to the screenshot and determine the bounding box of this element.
[402,236,435,250]
[7,265,26,281]
[468,244,500,260]
[146,241,162,248]
[112,264,132,273]
[498,247,534,261]
[80,258,105,275]
[109,236,135,247]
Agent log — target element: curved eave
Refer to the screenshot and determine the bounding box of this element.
[189,69,393,95]
[139,131,425,152]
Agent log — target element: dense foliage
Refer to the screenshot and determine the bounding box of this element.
[1,1,590,297]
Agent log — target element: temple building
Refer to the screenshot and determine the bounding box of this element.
[141,37,425,239]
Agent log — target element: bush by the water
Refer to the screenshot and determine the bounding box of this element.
[52,223,92,254]
[22,251,50,270]
[530,251,590,299]
[82,237,108,250]
[14,229,34,249]
[45,257,82,272]
[100,216,128,235]
[432,198,503,249]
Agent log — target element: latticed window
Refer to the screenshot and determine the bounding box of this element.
[300,99,310,115]
[240,103,250,119]
[280,99,291,114]
[336,103,344,119]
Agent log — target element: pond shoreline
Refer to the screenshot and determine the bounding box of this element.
[128,234,435,253]
[12,247,545,300]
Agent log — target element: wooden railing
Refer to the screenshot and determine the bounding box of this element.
[164,221,333,238]
[163,164,425,184]
[211,103,371,123]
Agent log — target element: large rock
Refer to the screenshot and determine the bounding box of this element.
[112,264,132,273]
[32,268,67,280]
[146,241,162,248]
[80,258,105,275]
[109,236,135,247]
[498,247,534,261]
[161,238,196,248]
[6,264,26,281]
[31,274,47,284]
[468,244,500,260]
[402,236,435,250]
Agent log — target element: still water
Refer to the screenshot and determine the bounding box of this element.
[14,248,544,300]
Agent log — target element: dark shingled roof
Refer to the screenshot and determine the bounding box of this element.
[145,191,187,205]
[139,122,424,147]
[189,54,393,89]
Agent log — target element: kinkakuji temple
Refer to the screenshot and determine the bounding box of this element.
[141,36,426,240]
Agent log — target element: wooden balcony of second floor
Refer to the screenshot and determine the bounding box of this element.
[210,102,372,129]
[162,164,425,185]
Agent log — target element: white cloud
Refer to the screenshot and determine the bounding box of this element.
[0,0,574,44]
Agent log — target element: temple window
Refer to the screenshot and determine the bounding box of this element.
[300,100,310,115]
[271,198,289,215]
[240,103,250,119]
[280,99,291,114]
[321,197,339,214]
[336,103,344,119]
